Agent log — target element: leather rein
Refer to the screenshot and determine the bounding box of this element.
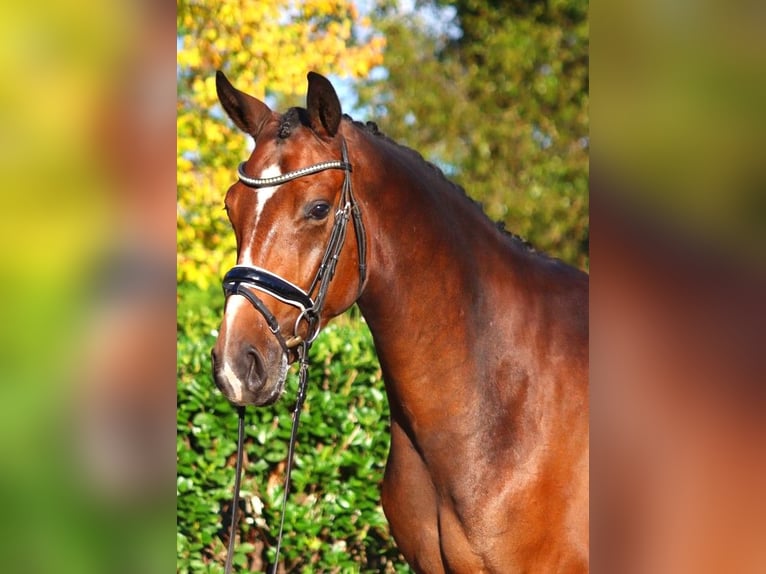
[221,137,366,573]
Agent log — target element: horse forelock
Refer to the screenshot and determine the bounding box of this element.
[278,109,383,141]
[277,107,310,140]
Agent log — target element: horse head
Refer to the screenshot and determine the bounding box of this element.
[211,71,366,406]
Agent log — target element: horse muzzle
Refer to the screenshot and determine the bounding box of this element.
[211,340,288,407]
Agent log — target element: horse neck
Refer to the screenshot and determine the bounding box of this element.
[352,135,525,434]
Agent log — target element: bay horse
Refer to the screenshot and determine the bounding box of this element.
[211,71,589,573]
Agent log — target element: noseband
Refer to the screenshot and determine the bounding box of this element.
[222,138,366,352]
[221,137,367,574]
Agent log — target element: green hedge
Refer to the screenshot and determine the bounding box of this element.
[177,284,410,572]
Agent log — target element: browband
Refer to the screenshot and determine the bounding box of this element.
[237,160,352,188]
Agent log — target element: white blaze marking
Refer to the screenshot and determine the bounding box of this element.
[221,361,244,403]
[221,296,249,399]
[222,163,284,399]
[241,163,282,264]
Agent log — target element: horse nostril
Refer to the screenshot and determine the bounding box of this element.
[245,347,266,388]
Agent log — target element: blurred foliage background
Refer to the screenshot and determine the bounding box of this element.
[0,2,176,574]
[358,0,589,269]
[177,0,588,572]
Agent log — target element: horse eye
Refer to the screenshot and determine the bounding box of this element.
[307,201,331,220]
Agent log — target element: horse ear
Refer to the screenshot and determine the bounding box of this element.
[215,71,272,138]
[306,72,342,138]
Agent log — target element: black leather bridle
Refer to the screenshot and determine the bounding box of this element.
[221,137,367,574]
[222,137,366,353]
